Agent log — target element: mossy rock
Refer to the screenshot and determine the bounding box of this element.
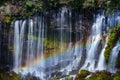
[24,75,38,80]
[53,78,59,80]
[75,70,90,80]
[104,25,120,62]
[113,75,120,80]
[86,71,112,80]
[67,76,72,80]
[0,71,21,80]
[86,74,112,80]
[96,74,112,80]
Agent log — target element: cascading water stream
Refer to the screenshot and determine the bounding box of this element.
[81,15,105,71]
[14,21,26,73]
[19,20,26,71]
[108,42,120,73]
[0,21,1,60]
[96,37,108,71]
[37,16,45,79]
[13,20,26,73]
[13,21,20,73]
[26,19,34,67]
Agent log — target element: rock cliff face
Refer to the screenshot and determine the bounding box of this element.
[0,22,13,67]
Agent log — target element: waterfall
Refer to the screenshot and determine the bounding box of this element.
[11,10,120,80]
[13,21,20,73]
[0,21,1,59]
[13,20,26,73]
[26,19,34,67]
[108,42,120,73]
[36,16,45,79]
[81,15,105,71]
[96,37,108,71]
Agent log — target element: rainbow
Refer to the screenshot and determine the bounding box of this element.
[21,39,105,75]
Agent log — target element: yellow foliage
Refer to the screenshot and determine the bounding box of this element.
[4,16,11,23]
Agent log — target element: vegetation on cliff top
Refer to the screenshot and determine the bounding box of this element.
[0,0,119,18]
[0,0,119,24]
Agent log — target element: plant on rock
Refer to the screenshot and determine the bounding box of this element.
[75,70,90,80]
[104,25,120,62]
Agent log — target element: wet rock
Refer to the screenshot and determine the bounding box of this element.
[0,65,11,72]
[69,70,78,75]
[116,51,120,69]
[55,71,63,78]
[0,14,5,21]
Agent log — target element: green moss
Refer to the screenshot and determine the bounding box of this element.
[0,71,21,80]
[104,25,120,62]
[53,78,59,80]
[96,74,112,80]
[75,70,90,80]
[86,71,112,80]
[86,74,112,80]
[67,76,72,80]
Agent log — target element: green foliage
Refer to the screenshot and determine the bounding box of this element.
[0,0,120,18]
[85,71,112,80]
[108,0,120,12]
[83,0,95,8]
[24,0,43,16]
[104,25,120,62]
[68,0,84,10]
[113,76,120,80]
[75,70,90,80]
[25,0,33,7]
[4,16,11,23]
[0,0,2,5]
[42,0,59,11]
[118,38,120,42]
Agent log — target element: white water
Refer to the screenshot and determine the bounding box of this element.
[13,20,26,73]
[81,15,105,71]
[26,19,34,67]
[37,17,45,80]
[13,21,20,73]
[96,37,108,71]
[108,42,120,73]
